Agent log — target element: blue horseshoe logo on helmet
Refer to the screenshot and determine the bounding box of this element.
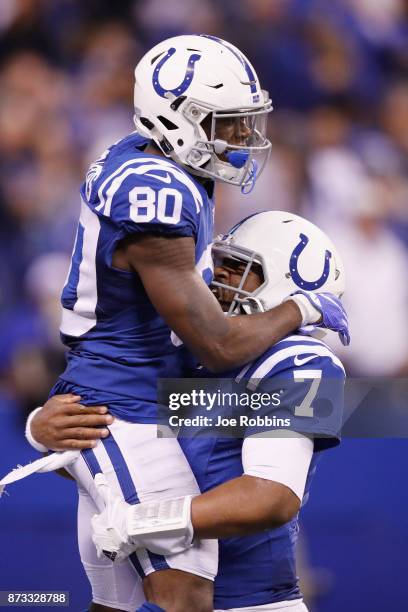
[289,233,332,290]
[152,48,201,98]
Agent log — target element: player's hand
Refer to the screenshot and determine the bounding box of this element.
[92,474,194,561]
[30,394,114,451]
[92,474,136,562]
[291,290,350,346]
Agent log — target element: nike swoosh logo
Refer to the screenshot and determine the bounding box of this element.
[145,172,172,184]
[294,354,319,366]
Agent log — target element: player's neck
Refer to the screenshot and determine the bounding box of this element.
[143,140,214,195]
[144,142,166,158]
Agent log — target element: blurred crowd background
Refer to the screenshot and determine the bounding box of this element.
[0,0,408,410]
[0,1,407,611]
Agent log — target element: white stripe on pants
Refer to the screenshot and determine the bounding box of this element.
[67,418,218,608]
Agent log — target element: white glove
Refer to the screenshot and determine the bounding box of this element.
[91,473,135,562]
[243,293,323,321]
[91,474,195,562]
[285,291,350,345]
[284,292,322,325]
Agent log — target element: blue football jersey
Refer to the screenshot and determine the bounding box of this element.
[179,333,345,609]
[53,132,214,422]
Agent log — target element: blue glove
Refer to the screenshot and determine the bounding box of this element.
[292,290,350,346]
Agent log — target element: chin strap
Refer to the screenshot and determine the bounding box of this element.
[241,159,259,194]
[240,296,265,314]
[224,151,259,195]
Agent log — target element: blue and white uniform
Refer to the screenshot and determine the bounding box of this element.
[52,131,214,422]
[180,333,345,611]
[52,133,217,609]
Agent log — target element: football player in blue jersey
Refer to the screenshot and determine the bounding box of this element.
[23,34,349,612]
[26,211,348,611]
[87,211,347,612]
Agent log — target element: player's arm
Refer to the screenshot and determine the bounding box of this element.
[189,355,344,537]
[189,433,312,537]
[90,355,344,556]
[190,475,300,537]
[122,233,301,372]
[90,432,313,560]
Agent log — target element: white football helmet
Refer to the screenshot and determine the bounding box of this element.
[133,34,272,191]
[212,211,345,314]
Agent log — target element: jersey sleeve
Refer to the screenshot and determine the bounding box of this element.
[90,160,204,239]
[242,434,314,500]
[242,353,345,451]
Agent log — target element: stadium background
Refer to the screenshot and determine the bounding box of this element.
[0,1,407,610]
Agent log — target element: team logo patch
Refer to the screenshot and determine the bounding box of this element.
[152,47,201,98]
[290,233,331,290]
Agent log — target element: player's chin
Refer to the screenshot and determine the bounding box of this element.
[212,287,234,311]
